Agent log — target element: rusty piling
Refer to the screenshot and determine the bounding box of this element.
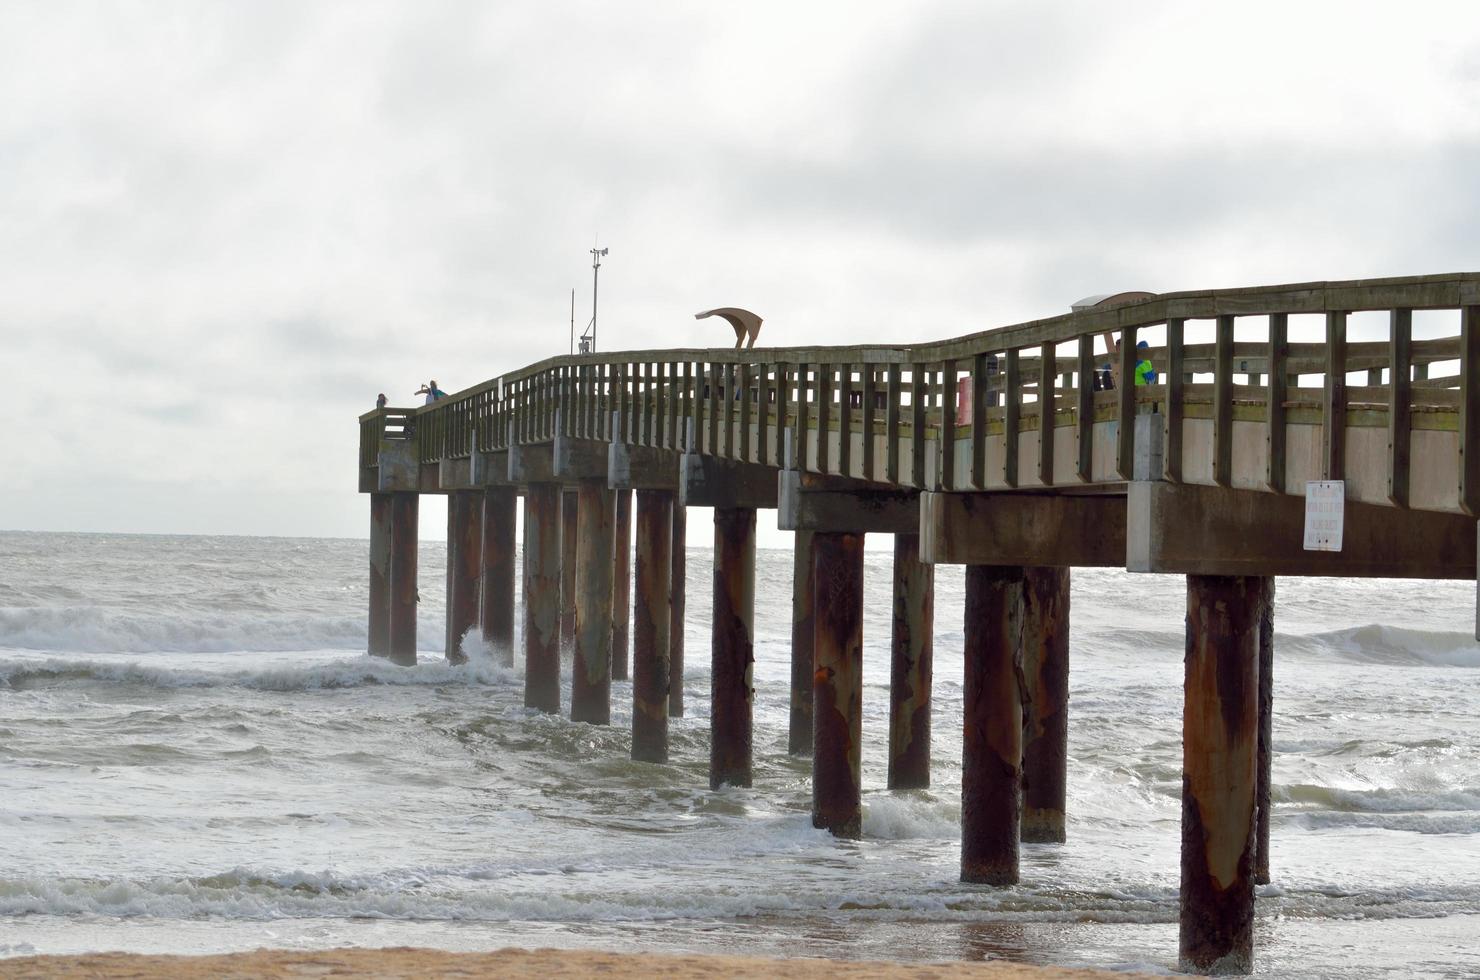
[632,489,673,762]
[612,489,633,681]
[368,492,391,659]
[789,530,817,756]
[523,484,562,713]
[387,491,419,667]
[1180,574,1266,974]
[1256,577,1276,885]
[1021,566,1070,842]
[669,503,687,717]
[710,506,755,789]
[572,481,615,725]
[812,531,865,837]
[961,564,1024,885]
[445,490,482,664]
[888,532,933,789]
[561,489,578,652]
[479,487,517,667]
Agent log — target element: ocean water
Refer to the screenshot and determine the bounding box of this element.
[1,529,1478,977]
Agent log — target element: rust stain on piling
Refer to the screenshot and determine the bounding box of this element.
[888,533,933,790]
[368,493,391,659]
[388,492,419,667]
[1020,566,1070,843]
[561,489,578,652]
[1256,578,1275,886]
[631,490,673,763]
[710,507,756,789]
[669,505,687,718]
[572,482,615,725]
[523,485,562,713]
[790,530,817,757]
[812,532,864,838]
[612,489,633,681]
[446,491,483,665]
[961,565,1024,885]
[1180,574,1265,975]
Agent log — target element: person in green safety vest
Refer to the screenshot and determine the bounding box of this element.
[1133,339,1158,386]
[1100,332,1160,388]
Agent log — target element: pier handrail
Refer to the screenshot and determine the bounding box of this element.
[362,271,1480,511]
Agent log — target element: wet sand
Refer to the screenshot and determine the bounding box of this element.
[0,947,1153,978]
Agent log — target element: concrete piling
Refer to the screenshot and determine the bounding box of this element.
[1180,574,1265,975]
[888,532,933,790]
[1020,566,1070,843]
[632,489,673,762]
[561,489,578,652]
[710,506,756,789]
[789,530,817,756]
[368,492,391,659]
[612,489,633,681]
[1256,577,1276,885]
[961,564,1024,885]
[812,531,865,837]
[480,487,517,667]
[572,482,615,725]
[523,484,562,713]
[445,490,482,664]
[387,491,419,667]
[669,504,687,717]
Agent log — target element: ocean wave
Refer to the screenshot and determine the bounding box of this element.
[1280,624,1480,668]
[0,648,519,693]
[0,605,371,655]
[1280,783,1480,814]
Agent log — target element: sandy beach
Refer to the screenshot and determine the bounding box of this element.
[0,947,1154,979]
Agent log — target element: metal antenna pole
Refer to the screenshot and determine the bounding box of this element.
[589,246,608,353]
[570,288,575,355]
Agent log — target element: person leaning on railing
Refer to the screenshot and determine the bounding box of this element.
[1099,332,1159,389]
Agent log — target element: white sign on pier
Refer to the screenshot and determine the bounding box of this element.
[1303,481,1345,552]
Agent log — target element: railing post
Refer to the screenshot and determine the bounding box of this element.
[1388,309,1413,506]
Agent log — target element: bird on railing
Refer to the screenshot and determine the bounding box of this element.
[696,308,763,349]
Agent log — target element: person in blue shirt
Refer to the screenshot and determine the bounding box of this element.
[1100,333,1159,387]
[1133,340,1158,386]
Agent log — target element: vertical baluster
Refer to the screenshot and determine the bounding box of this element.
[1264,315,1286,492]
[1076,336,1093,482]
[797,364,812,471]
[740,363,753,463]
[816,363,833,474]
[1116,325,1138,480]
[939,360,956,490]
[860,364,876,480]
[910,364,927,488]
[1167,319,1186,483]
[1038,343,1055,486]
[838,364,854,478]
[1388,309,1413,506]
[1323,312,1348,480]
[774,363,790,465]
[707,361,721,456]
[1462,306,1480,516]
[886,364,901,484]
[1214,315,1234,487]
[756,362,771,465]
[972,353,989,488]
[1004,351,1020,487]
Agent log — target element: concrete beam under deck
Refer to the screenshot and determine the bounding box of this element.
[680,454,779,510]
[609,441,681,490]
[1128,481,1478,579]
[554,432,610,482]
[919,492,1126,567]
[778,471,919,534]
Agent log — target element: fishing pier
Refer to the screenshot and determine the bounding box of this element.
[356,273,1480,974]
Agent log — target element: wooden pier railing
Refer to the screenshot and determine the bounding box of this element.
[360,271,1480,514]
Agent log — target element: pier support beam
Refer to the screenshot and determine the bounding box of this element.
[670,504,687,717]
[961,564,1024,885]
[561,489,578,651]
[612,489,633,681]
[812,531,865,837]
[710,506,756,789]
[1180,574,1265,975]
[632,490,673,762]
[445,490,482,663]
[1021,566,1070,843]
[572,482,615,725]
[1256,577,1276,886]
[523,484,562,713]
[388,491,419,667]
[888,533,933,789]
[479,487,517,666]
[368,492,391,659]
[789,530,817,756]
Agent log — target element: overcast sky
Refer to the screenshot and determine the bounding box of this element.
[3,1,1478,540]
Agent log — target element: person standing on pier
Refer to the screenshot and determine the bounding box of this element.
[1100,332,1158,388]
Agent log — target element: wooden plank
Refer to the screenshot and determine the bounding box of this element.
[1076,336,1093,482]
[1166,319,1185,482]
[1116,325,1137,479]
[971,353,988,488]
[861,365,876,480]
[1388,308,1412,506]
[939,359,957,490]
[886,364,901,484]
[817,363,833,474]
[911,365,927,488]
[1004,349,1020,488]
[1265,314,1287,492]
[1038,342,1055,486]
[838,363,854,478]
[1213,314,1234,487]
[1322,311,1348,480]
[1461,306,1480,515]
